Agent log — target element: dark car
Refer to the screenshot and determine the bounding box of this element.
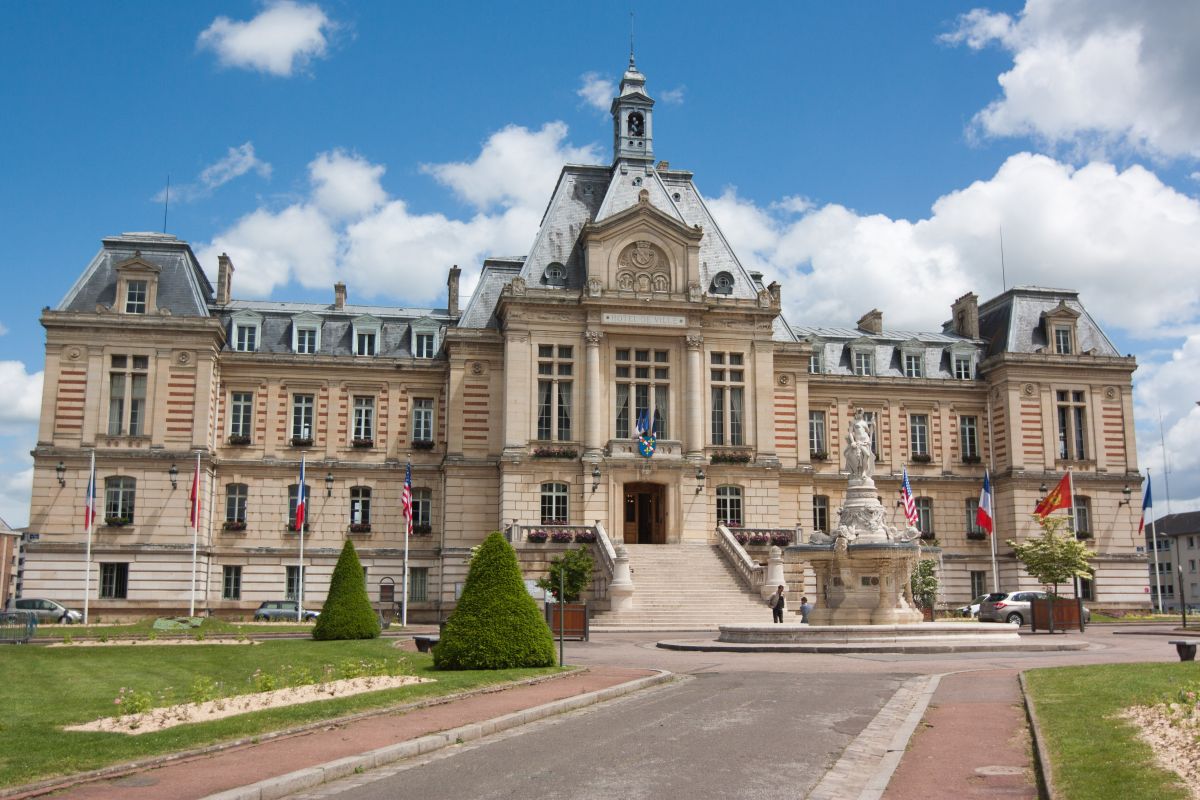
[253,600,318,622]
[6,598,83,624]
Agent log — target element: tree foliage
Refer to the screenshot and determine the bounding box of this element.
[536,546,595,603]
[1007,515,1095,596]
[433,531,555,670]
[313,540,381,640]
[909,557,939,610]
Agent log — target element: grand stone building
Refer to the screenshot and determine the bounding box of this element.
[22,59,1149,620]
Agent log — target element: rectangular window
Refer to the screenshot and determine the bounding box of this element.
[350,487,371,525]
[225,484,247,523]
[1073,496,1091,537]
[125,280,147,314]
[970,570,986,598]
[1056,390,1088,460]
[909,414,929,457]
[287,484,311,529]
[954,356,972,380]
[413,398,434,442]
[1054,327,1073,355]
[412,488,432,528]
[615,348,669,439]
[107,355,149,436]
[1078,576,1094,601]
[710,352,744,446]
[966,498,984,537]
[295,327,318,354]
[812,496,829,533]
[960,415,980,460]
[356,331,377,356]
[353,396,375,442]
[716,485,743,526]
[540,482,568,524]
[222,565,242,600]
[853,350,873,376]
[285,565,302,601]
[409,567,428,602]
[903,353,922,378]
[809,411,827,456]
[292,394,315,442]
[100,563,129,599]
[536,345,573,441]
[915,497,934,537]
[104,476,136,523]
[230,392,253,439]
[809,349,822,374]
[235,324,257,352]
[415,333,435,358]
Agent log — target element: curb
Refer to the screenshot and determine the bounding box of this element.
[1019,671,1059,800]
[200,669,675,800]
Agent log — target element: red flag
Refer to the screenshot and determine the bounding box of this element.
[1034,473,1072,520]
[189,457,201,529]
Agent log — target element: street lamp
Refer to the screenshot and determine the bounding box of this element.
[168,463,178,490]
[1118,485,1133,506]
[325,471,335,497]
[695,468,705,494]
[55,461,66,487]
[591,464,601,493]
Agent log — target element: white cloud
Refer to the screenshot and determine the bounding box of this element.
[945,1,1200,160]
[197,1,334,77]
[1134,335,1200,515]
[0,321,8,336]
[198,123,598,303]
[0,362,42,430]
[577,72,616,112]
[708,152,1200,337]
[659,86,685,105]
[155,142,271,203]
[0,465,33,530]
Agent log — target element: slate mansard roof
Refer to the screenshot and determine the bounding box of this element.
[976,286,1120,358]
[787,323,984,379]
[57,232,213,316]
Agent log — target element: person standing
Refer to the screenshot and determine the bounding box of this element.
[770,585,787,623]
[799,596,814,624]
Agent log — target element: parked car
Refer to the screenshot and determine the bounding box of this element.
[6,598,83,624]
[253,600,318,622]
[957,594,991,618]
[978,591,1091,626]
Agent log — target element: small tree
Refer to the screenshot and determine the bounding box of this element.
[536,547,595,603]
[909,558,939,611]
[1007,515,1095,597]
[313,540,381,640]
[434,531,555,670]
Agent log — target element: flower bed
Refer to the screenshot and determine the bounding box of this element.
[710,452,752,464]
[532,446,578,459]
[222,521,247,532]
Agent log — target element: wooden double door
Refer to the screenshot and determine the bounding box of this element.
[623,482,666,544]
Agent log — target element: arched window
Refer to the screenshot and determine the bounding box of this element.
[709,272,734,295]
[628,111,645,137]
[104,476,136,524]
[541,482,568,525]
[544,262,567,285]
[716,485,743,527]
[350,486,371,525]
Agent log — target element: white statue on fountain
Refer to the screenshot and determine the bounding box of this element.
[844,408,875,481]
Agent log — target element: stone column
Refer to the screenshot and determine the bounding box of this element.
[763,546,786,602]
[608,544,635,612]
[685,335,704,458]
[584,330,603,455]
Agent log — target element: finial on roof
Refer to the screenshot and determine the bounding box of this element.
[629,10,636,69]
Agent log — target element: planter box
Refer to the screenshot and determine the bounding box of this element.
[545,602,589,641]
[1031,597,1085,633]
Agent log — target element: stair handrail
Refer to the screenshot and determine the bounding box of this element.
[594,520,616,580]
[714,524,764,592]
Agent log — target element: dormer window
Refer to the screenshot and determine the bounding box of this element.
[410,319,440,359]
[114,252,160,316]
[854,351,874,376]
[903,353,922,377]
[544,262,567,286]
[230,311,262,353]
[352,315,381,357]
[125,281,148,314]
[290,312,322,354]
[709,272,734,296]
[415,333,434,358]
[1054,326,1073,355]
[1041,300,1081,358]
[950,344,977,380]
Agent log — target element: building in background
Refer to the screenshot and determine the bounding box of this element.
[1146,512,1200,612]
[21,59,1149,620]
[0,518,21,608]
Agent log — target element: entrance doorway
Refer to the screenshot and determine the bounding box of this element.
[623,483,666,544]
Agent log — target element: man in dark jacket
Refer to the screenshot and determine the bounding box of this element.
[770,585,786,623]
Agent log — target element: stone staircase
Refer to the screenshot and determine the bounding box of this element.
[590,543,771,631]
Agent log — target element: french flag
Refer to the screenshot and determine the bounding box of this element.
[83,452,96,529]
[975,471,994,535]
[294,456,307,530]
[1138,475,1152,535]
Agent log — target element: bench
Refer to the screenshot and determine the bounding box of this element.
[413,635,439,653]
[1168,640,1198,662]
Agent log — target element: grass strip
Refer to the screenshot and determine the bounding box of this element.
[1024,663,1193,799]
[0,638,562,788]
[31,617,338,641]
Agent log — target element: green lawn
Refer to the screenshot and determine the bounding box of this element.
[0,639,563,788]
[1025,663,1195,799]
[31,616,325,640]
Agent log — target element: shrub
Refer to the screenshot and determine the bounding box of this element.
[536,546,595,603]
[433,531,554,670]
[313,540,381,640]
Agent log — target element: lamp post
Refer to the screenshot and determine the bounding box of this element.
[56,461,66,487]
[591,464,601,493]
[695,467,705,494]
[168,463,178,490]
[325,471,334,497]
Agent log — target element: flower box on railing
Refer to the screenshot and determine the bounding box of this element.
[919,531,937,541]
[526,530,549,543]
[285,523,310,533]
[962,454,982,464]
[810,451,828,461]
[549,530,574,544]
[747,532,770,546]
[104,516,130,528]
[351,438,374,449]
[966,531,987,541]
[222,520,247,532]
[227,434,251,446]
[412,523,433,535]
[1075,530,1093,540]
[732,531,749,545]
[291,436,314,447]
[532,446,578,459]
[910,453,932,463]
[411,439,435,450]
[770,532,793,546]
[574,530,597,543]
[710,451,752,464]
[349,523,372,534]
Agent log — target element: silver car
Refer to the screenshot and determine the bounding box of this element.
[957,594,991,618]
[978,591,1091,626]
[253,600,318,622]
[8,598,83,624]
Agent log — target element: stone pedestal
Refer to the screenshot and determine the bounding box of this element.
[790,542,923,625]
[608,545,634,612]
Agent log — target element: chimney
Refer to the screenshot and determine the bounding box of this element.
[857,309,883,335]
[951,292,980,338]
[216,253,234,306]
[447,265,461,318]
[334,282,346,311]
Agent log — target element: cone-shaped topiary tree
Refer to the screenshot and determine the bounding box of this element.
[433,531,555,669]
[313,540,381,640]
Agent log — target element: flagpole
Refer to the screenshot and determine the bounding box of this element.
[985,394,999,592]
[298,454,305,623]
[402,456,411,628]
[987,471,999,593]
[83,450,94,625]
[1067,469,1079,598]
[1148,469,1162,613]
[189,450,200,617]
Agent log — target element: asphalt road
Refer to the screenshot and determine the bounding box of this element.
[292,669,902,800]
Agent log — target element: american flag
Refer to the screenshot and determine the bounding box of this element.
[900,467,918,527]
[402,462,413,537]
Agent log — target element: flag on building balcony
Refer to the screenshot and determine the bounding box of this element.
[83,451,96,529]
[1034,472,1072,520]
[900,467,918,527]
[189,453,202,529]
[976,471,994,535]
[294,456,307,530]
[1138,475,1152,535]
[402,462,413,537]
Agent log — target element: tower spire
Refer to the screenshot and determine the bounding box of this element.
[629,10,635,69]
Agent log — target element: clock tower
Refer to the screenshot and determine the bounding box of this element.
[611,54,654,164]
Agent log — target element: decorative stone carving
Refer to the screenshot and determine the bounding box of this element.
[843,408,875,481]
[470,361,485,376]
[586,277,603,297]
[688,281,702,302]
[685,335,704,349]
[584,330,603,345]
[66,347,82,361]
[617,241,670,293]
[510,277,526,296]
[1022,383,1036,397]
[1104,386,1117,400]
[176,351,192,365]
[616,272,635,291]
[638,188,650,204]
[778,374,791,386]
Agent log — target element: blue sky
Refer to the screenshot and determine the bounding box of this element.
[2,0,1199,526]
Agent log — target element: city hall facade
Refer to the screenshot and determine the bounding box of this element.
[22,60,1149,619]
